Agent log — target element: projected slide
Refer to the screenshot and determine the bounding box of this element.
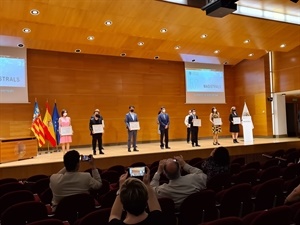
[0,58,25,87]
[0,46,28,103]
[185,63,226,104]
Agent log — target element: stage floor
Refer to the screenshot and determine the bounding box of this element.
[1,137,300,179]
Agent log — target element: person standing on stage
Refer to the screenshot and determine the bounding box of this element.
[209,107,222,145]
[184,110,192,143]
[59,109,72,155]
[189,109,200,147]
[89,109,104,155]
[125,105,139,152]
[229,106,240,143]
[158,107,170,149]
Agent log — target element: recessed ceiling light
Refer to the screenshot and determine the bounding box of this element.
[214,50,220,54]
[248,53,254,57]
[104,20,113,26]
[75,49,81,53]
[160,28,168,33]
[174,45,181,50]
[87,36,94,41]
[223,61,228,65]
[280,43,286,48]
[243,39,250,44]
[17,43,24,48]
[192,59,196,62]
[200,34,208,39]
[137,42,144,46]
[154,56,160,60]
[120,53,126,57]
[30,9,40,15]
[22,28,31,33]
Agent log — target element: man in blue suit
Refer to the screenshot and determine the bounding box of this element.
[158,107,170,149]
[125,105,139,152]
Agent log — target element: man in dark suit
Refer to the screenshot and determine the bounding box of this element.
[89,109,104,155]
[189,109,200,147]
[158,107,170,149]
[125,105,139,152]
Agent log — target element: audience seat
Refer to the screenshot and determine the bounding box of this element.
[256,166,280,183]
[157,198,177,225]
[26,174,49,182]
[206,173,231,193]
[32,177,50,195]
[201,216,243,225]
[231,169,257,185]
[106,165,126,176]
[39,187,53,205]
[73,208,111,225]
[230,163,241,175]
[188,157,203,166]
[0,178,18,185]
[0,182,26,198]
[261,158,279,170]
[231,157,245,166]
[27,219,70,225]
[100,171,120,184]
[241,161,261,172]
[98,189,118,209]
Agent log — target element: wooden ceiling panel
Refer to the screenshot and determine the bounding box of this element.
[0,0,299,65]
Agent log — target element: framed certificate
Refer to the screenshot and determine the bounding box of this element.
[92,124,104,133]
[213,118,222,126]
[193,119,201,127]
[233,117,241,124]
[129,122,140,130]
[60,126,73,136]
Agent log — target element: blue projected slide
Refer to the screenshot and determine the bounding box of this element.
[0,58,25,87]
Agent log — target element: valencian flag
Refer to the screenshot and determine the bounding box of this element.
[52,102,60,145]
[43,101,57,147]
[31,100,46,147]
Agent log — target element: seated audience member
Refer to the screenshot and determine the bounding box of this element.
[201,146,230,181]
[150,155,207,210]
[50,150,102,211]
[285,184,300,205]
[109,168,162,225]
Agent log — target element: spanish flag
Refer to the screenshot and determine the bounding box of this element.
[43,102,57,147]
[31,101,46,147]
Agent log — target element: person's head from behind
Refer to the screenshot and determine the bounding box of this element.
[64,150,80,172]
[212,147,230,166]
[163,158,180,180]
[120,178,148,216]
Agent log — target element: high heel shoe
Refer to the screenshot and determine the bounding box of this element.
[213,142,217,145]
[217,142,220,145]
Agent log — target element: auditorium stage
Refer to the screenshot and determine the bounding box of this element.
[1,137,300,179]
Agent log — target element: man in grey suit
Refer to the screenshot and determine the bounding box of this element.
[125,105,139,152]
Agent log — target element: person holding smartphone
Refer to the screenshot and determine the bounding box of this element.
[89,109,104,155]
[109,167,162,225]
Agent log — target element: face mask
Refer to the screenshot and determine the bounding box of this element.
[63,112,67,117]
[130,109,134,112]
[233,109,236,112]
[162,109,166,113]
[192,112,196,115]
[213,109,217,113]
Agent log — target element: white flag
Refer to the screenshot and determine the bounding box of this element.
[242,102,254,129]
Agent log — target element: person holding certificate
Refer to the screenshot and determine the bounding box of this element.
[188,109,200,147]
[229,106,240,143]
[158,107,170,149]
[125,106,139,152]
[209,107,222,145]
[89,109,104,155]
[59,109,72,155]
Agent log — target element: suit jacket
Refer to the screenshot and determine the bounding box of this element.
[158,113,170,130]
[189,114,199,128]
[125,112,138,129]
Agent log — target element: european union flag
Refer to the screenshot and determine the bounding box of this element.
[52,102,60,145]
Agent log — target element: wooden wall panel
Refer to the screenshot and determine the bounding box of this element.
[273,46,300,93]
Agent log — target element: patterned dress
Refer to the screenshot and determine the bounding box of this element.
[211,112,222,134]
[59,116,72,144]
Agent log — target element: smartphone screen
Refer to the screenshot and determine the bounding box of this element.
[128,166,146,177]
[81,155,90,161]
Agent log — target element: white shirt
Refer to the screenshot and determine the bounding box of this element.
[184,114,191,127]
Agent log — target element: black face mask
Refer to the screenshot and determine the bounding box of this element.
[95,114,100,118]
[233,110,236,112]
[130,109,134,112]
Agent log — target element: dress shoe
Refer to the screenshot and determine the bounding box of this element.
[233,139,237,143]
[133,149,139,152]
[192,144,195,147]
[165,147,171,149]
[128,149,131,152]
[93,151,96,155]
[160,146,164,149]
[99,151,104,154]
[101,147,104,150]
[196,145,200,147]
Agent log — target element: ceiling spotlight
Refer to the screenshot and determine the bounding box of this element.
[223,61,228,65]
[87,36,94,41]
[104,20,113,26]
[243,39,250,44]
[75,49,81,53]
[17,43,24,48]
[192,59,196,62]
[22,28,31,33]
[30,9,40,15]
[154,56,160,60]
[280,43,286,48]
[174,45,181,50]
[200,34,208,39]
[120,53,126,57]
[248,53,254,57]
[137,41,144,46]
[160,28,168,33]
[214,50,220,54]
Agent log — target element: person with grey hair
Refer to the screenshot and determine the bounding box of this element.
[150,155,207,210]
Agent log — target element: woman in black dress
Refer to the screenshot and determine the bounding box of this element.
[229,106,240,143]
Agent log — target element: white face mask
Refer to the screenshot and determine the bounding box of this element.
[213,109,217,113]
[162,109,166,113]
[63,112,67,117]
[192,112,196,115]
